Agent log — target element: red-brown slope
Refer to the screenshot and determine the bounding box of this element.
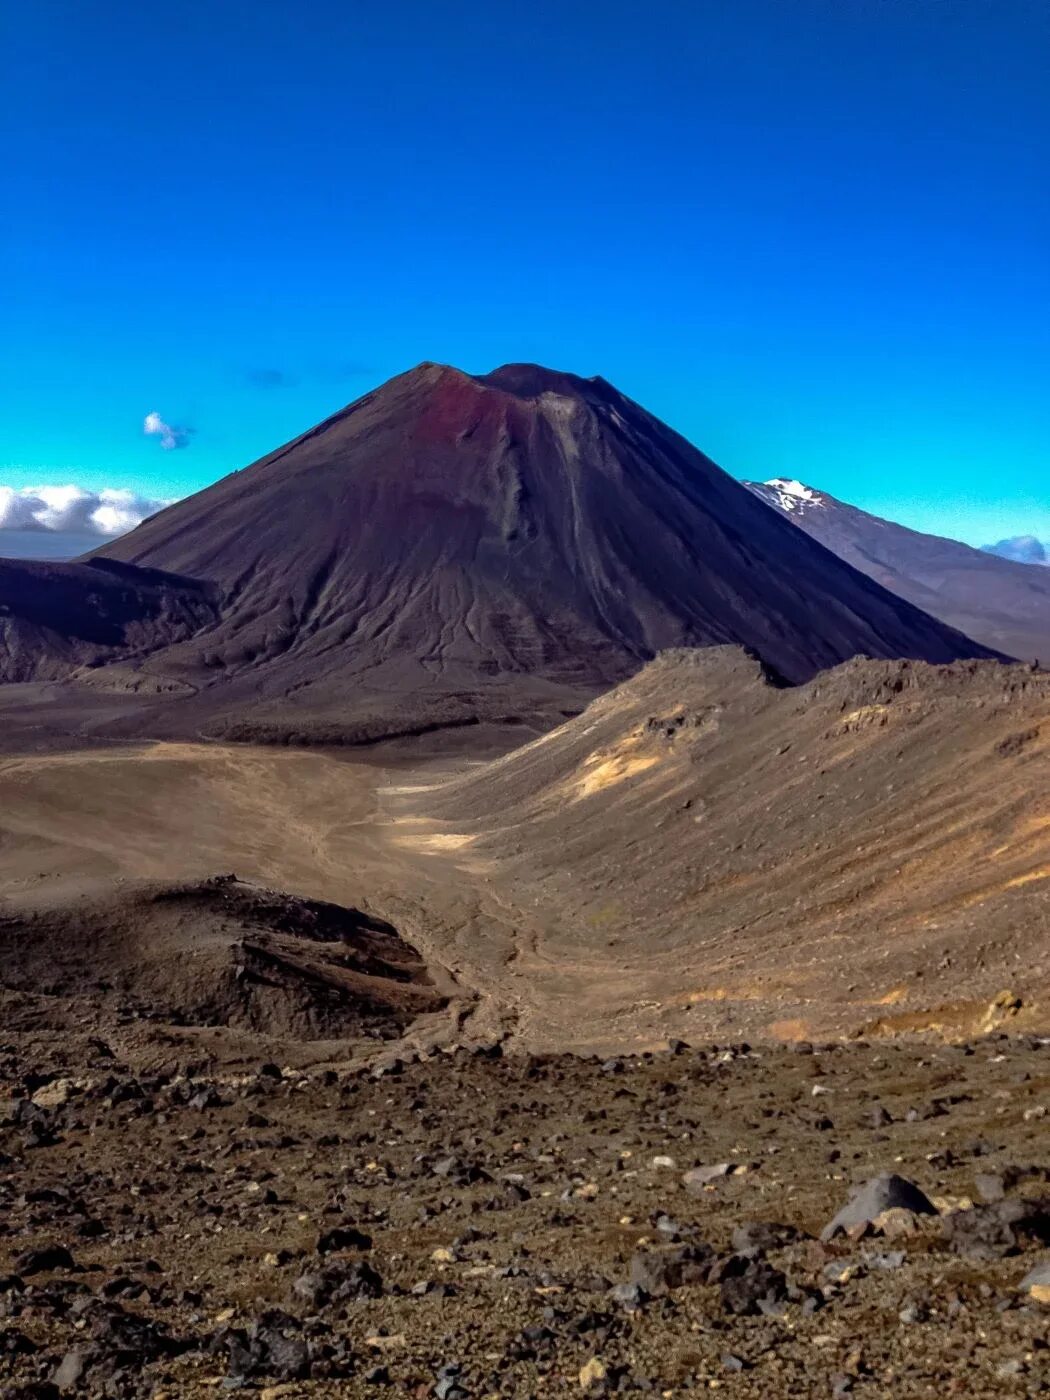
[89,362,998,739]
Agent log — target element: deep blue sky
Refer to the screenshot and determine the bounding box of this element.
[2,0,1048,544]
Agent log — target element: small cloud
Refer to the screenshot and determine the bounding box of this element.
[246,368,298,389]
[0,484,174,537]
[143,411,194,450]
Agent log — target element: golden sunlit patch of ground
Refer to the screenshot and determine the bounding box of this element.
[383,814,479,855]
[861,988,1041,1041]
[990,812,1050,858]
[394,830,477,853]
[565,731,662,801]
[836,704,891,733]
[766,1017,820,1041]
[875,985,910,1005]
[1003,865,1050,889]
[684,974,807,1004]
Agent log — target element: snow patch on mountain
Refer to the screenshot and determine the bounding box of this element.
[759,478,825,514]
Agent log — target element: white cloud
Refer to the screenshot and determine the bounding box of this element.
[143,411,193,450]
[0,485,173,537]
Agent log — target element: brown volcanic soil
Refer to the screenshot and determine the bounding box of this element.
[1,1032,1049,1397]
[2,656,1050,1393]
[0,876,451,1043]
[66,361,998,744]
[411,647,1050,1046]
[1,650,1049,1053]
[746,479,1050,665]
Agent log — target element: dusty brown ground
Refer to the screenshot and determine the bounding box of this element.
[2,647,1050,1056]
[1,1032,1049,1397]
[3,650,1050,1394]
[413,649,1050,1046]
[0,877,453,1046]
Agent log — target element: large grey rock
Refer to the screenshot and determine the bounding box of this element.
[53,1350,86,1389]
[944,1197,1050,1261]
[1018,1260,1050,1292]
[682,1163,732,1193]
[821,1175,936,1242]
[628,1243,715,1294]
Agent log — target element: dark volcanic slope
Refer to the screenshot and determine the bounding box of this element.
[0,875,449,1042]
[87,363,996,739]
[746,478,1050,664]
[0,557,217,684]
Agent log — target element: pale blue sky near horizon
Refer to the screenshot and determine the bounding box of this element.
[2,0,1048,548]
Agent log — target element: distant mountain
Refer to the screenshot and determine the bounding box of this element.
[982,535,1048,566]
[746,478,1050,663]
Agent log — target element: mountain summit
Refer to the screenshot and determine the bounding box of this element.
[747,477,1050,663]
[83,362,1000,739]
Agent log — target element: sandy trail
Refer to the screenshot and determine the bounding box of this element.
[0,744,382,896]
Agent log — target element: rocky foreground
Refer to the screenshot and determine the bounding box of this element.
[1,1033,1049,1398]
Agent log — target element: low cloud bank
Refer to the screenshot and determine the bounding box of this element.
[0,485,173,537]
